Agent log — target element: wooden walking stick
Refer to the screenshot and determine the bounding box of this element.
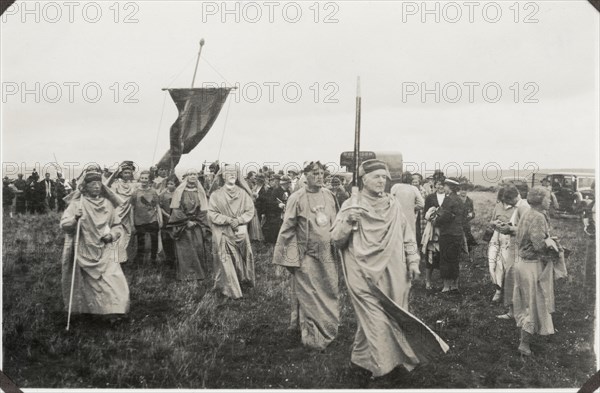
[66,197,84,331]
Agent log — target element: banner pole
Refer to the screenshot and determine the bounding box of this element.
[191,39,205,89]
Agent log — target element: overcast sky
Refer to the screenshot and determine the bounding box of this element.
[1,0,598,180]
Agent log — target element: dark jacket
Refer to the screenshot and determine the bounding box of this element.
[436,193,465,236]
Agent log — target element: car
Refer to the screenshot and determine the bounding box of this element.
[533,172,595,215]
[338,150,403,191]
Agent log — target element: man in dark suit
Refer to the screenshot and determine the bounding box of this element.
[55,173,67,212]
[13,174,28,214]
[25,175,39,214]
[38,172,56,213]
[260,174,287,244]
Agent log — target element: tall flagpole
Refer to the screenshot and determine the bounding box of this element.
[351,77,362,231]
[353,76,361,185]
[191,38,205,88]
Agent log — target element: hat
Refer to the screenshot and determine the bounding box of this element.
[83,168,102,183]
[358,159,390,178]
[541,177,550,184]
[287,169,298,175]
[444,177,460,186]
[120,161,136,172]
[280,175,291,185]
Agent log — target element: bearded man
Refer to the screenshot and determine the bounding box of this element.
[273,161,340,350]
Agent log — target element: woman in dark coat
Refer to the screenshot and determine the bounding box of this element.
[422,178,445,290]
[435,178,465,293]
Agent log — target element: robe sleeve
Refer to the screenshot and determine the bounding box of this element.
[208,192,233,226]
[401,210,420,266]
[60,199,79,232]
[273,193,302,267]
[237,193,255,225]
[331,200,354,249]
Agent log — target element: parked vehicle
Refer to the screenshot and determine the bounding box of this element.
[533,172,595,215]
[338,151,403,191]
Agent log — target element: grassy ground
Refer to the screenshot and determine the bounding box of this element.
[2,191,597,388]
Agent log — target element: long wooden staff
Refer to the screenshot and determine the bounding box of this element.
[66,197,84,331]
[351,77,362,231]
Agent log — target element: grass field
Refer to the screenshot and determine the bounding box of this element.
[2,191,597,389]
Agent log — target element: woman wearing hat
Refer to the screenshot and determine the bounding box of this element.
[59,168,130,320]
[435,177,465,293]
[512,186,566,356]
[248,174,265,242]
[158,174,180,266]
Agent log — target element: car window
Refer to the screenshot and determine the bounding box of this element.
[578,177,595,189]
[564,177,573,188]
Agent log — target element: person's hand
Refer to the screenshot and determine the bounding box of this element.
[345,207,363,225]
[545,237,559,252]
[230,218,240,229]
[408,263,421,281]
[101,234,113,243]
[425,206,437,221]
[186,221,196,229]
[75,207,83,219]
[496,222,513,235]
[278,202,285,209]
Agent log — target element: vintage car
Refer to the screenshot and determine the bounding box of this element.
[533,172,595,214]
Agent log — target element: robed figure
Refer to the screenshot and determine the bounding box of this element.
[273,161,340,350]
[107,161,138,263]
[208,165,256,299]
[167,169,211,281]
[60,170,130,316]
[332,160,449,377]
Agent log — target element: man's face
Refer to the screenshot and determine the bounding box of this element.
[187,173,199,184]
[158,168,168,178]
[270,179,279,188]
[86,181,102,197]
[443,184,452,194]
[362,169,387,195]
[121,169,133,181]
[139,173,150,186]
[45,173,51,180]
[306,166,324,189]
[18,174,23,179]
[224,171,237,186]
